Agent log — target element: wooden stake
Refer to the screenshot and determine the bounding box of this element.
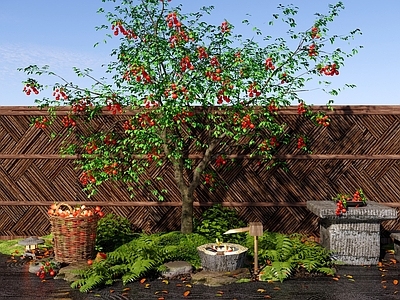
[254,236,259,274]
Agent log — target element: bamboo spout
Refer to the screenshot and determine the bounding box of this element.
[223,222,263,275]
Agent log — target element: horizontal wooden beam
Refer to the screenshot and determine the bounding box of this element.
[277,155,400,160]
[2,105,400,115]
[0,201,398,208]
[1,154,400,160]
[0,154,78,159]
[0,201,306,207]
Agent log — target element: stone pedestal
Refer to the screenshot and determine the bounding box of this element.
[307,201,397,265]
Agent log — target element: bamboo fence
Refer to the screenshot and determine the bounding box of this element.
[0,105,399,239]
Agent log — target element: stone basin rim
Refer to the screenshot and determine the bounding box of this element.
[197,243,248,256]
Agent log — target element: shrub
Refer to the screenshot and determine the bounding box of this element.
[194,204,247,245]
[95,213,137,253]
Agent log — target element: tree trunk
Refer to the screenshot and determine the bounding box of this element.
[169,130,218,234]
[180,187,194,234]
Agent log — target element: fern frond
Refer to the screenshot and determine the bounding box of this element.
[259,261,294,282]
[77,274,107,293]
[299,259,318,272]
[264,249,279,261]
[109,263,130,276]
[316,267,336,276]
[122,259,157,284]
[275,234,293,261]
[122,271,141,284]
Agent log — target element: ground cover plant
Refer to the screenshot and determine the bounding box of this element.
[67,205,336,291]
[20,0,361,233]
[246,232,335,282]
[69,229,336,291]
[71,231,209,292]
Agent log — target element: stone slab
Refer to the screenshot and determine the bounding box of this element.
[307,201,397,221]
[55,261,89,282]
[191,268,250,287]
[161,261,193,279]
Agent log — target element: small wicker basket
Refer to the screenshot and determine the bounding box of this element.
[49,203,98,263]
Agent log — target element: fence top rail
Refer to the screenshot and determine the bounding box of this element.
[1,154,400,160]
[1,105,400,115]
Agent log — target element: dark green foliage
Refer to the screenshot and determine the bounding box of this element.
[95,213,137,253]
[71,231,209,292]
[194,204,247,244]
[246,232,335,282]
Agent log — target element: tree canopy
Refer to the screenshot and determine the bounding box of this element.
[20,0,361,233]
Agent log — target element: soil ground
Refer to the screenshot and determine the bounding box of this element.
[1,252,400,300]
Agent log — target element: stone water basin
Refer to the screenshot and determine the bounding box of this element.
[197,243,248,272]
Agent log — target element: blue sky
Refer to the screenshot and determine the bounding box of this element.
[0,0,398,106]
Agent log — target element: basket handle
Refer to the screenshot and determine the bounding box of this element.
[54,202,73,212]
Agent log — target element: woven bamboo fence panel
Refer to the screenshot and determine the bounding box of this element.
[0,106,400,239]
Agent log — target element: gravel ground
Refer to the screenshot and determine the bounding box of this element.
[1,252,400,300]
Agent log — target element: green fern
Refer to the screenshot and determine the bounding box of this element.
[70,232,208,292]
[299,259,318,272]
[71,274,107,293]
[123,259,156,284]
[259,261,294,282]
[275,234,293,261]
[246,231,335,282]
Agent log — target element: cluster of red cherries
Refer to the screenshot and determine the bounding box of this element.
[197,46,208,59]
[215,155,227,167]
[268,101,279,113]
[221,21,230,33]
[180,56,194,72]
[297,136,307,149]
[240,114,255,129]
[61,115,76,127]
[265,57,275,70]
[52,88,68,100]
[334,189,366,216]
[335,199,347,216]
[36,260,57,280]
[204,173,214,185]
[23,83,39,95]
[319,64,339,76]
[112,21,137,39]
[34,117,49,129]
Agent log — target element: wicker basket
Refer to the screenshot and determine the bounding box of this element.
[50,203,98,263]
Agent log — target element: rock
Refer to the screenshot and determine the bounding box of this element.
[29,261,43,274]
[191,268,251,287]
[162,261,193,279]
[55,261,89,282]
[28,258,60,274]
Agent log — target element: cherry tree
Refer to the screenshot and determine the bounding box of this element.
[21,0,361,233]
